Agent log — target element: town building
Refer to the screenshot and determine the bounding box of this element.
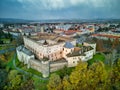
[91,32,120,41]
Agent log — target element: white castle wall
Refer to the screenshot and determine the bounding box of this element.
[16,47,34,65]
[66,50,94,67]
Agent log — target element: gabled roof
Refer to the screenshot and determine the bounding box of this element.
[64,42,74,48]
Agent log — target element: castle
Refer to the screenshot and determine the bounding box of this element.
[16,33,96,77]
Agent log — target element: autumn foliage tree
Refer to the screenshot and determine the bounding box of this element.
[47,73,63,90]
[112,38,120,49]
[110,58,120,89]
[47,60,120,90]
[96,39,104,52]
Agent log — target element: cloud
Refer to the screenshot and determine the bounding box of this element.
[16,0,114,10]
[0,0,120,19]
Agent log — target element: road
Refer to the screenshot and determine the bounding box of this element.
[0,48,15,54]
[12,53,49,81]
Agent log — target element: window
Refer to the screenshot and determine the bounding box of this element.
[60,52,62,54]
[51,54,53,57]
[73,57,76,59]
[73,61,75,63]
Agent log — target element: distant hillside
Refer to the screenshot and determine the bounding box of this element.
[0,18,120,24]
[0,18,32,23]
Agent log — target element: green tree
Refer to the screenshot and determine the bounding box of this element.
[5,70,22,90]
[8,70,18,80]
[110,59,120,89]
[67,61,108,90]
[69,61,88,90]
[47,73,62,90]
[88,61,109,90]
[0,69,8,89]
[62,76,72,90]
[10,75,22,89]
[56,66,74,78]
[20,80,34,90]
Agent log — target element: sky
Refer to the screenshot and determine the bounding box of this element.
[0,0,120,20]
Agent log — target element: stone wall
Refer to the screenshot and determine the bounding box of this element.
[29,60,50,77]
[50,60,68,72]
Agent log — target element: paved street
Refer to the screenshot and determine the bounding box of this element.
[0,48,15,54]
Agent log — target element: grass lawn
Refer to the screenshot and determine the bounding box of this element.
[0,44,15,50]
[0,46,7,50]
[1,38,10,41]
[6,52,15,70]
[0,46,3,50]
[32,76,48,90]
[87,53,105,65]
[15,57,25,68]
[26,68,42,77]
[76,43,82,47]
[1,38,10,44]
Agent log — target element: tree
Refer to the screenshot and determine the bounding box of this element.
[8,31,12,39]
[96,39,104,52]
[62,76,72,90]
[87,61,109,89]
[20,80,34,90]
[110,59,120,89]
[47,73,62,90]
[47,60,120,90]
[69,61,88,90]
[56,66,74,79]
[17,33,23,45]
[112,38,120,49]
[10,75,22,89]
[8,70,18,80]
[5,70,22,90]
[28,32,31,36]
[0,54,6,61]
[0,69,8,89]
[65,61,109,90]
[24,33,26,36]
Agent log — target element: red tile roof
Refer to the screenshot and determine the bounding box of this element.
[92,34,120,38]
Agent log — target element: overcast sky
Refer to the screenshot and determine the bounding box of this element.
[0,0,120,20]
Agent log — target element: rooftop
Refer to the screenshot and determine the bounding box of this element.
[67,46,93,57]
[17,45,33,56]
[92,34,120,39]
[64,42,74,48]
[27,33,75,46]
